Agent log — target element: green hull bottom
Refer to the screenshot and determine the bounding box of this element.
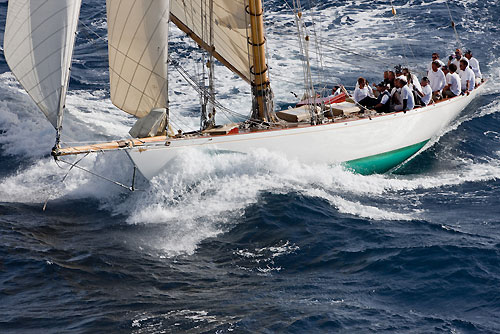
[344,140,429,175]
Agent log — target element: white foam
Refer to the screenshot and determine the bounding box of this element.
[0,73,55,157]
[1,0,500,258]
[303,188,420,221]
[131,310,235,333]
[233,241,299,274]
[3,130,500,255]
[0,158,86,203]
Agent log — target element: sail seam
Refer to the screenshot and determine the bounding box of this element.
[170,0,252,82]
[106,0,169,117]
[130,6,168,114]
[170,14,251,83]
[114,1,155,113]
[6,6,71,71]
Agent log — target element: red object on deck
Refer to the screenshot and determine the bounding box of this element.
[296,92,346,107]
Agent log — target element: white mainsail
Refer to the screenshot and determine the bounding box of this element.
[106,0,170,118]
[170,0,253,83]
[3,0,82,130]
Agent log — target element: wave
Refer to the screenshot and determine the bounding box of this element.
[2,115,500,255]
[1,0,499,258]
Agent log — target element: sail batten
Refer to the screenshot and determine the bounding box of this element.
[106,0,170,118]
[4,0,82,129]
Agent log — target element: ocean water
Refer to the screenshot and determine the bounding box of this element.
[1,0,500,333]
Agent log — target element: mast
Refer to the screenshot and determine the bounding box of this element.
[200,0,216,131]
[248,0,275,122]
[207,0,216,129]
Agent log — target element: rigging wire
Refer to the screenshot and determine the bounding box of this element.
[291,0,319,122]
[170,60,236,124]
[278,0,425,94]
[274,37,395,69]
[43,152,90,211]
[389,0,416,68]
[56,156,139,192]
[78,20,107,44]
[269,23,404,68]
[263,0,274,96]
[168,58,259,124]
[44,152,139,210]
[306,0,327,95]
[200,0,208,128]
[445,0,462,49]
[75,6,108,45]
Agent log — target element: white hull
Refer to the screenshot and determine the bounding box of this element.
[128,88,483,180]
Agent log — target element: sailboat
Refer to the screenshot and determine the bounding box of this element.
[3,0,485,184]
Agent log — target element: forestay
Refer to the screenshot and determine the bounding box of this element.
[106,0,170,118]
[170,0,253,83]
[3,0,82,130]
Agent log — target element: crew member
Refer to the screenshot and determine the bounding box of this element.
[418,77,433,106]
[443,63,461,98]
[448,48,464,73]
[428,52,445,71]
[427,60,446,101]
[464,50,482,86]
[459,59,475,93]
[353,77,374,103]
[394,78,414,112]
[373,82,391,113]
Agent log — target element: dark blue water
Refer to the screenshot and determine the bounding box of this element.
[1,0,500,333]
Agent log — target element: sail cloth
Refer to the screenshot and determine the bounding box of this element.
[3,0,82,129]
[106,0,170,118]
[170,0,253,83]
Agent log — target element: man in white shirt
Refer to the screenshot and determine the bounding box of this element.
[403,68,422,95]
[427,52,445,72]
[443,63,461,98]
[390,65,406,109]
[353,77,374,103]
[442,65,452,84]
[459,59,475,93]
[394,78,414,112]
[418,77,433,106]
[464,50,482,85]
[448,48,464,72]
[427,61,446,100]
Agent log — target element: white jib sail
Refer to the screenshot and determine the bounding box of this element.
[170,0,252,82]
[106,0,170,118]
[3,0,82,130]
